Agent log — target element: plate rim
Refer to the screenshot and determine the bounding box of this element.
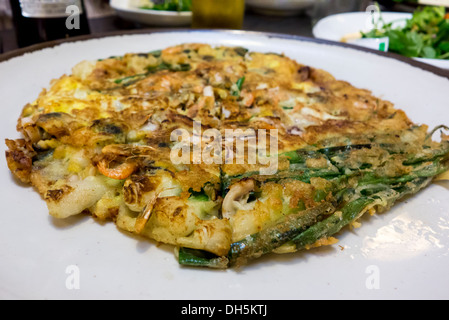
[312,11,413,36]
[1,28,448,79]
[315,10,413,22]
[1,27,449,300]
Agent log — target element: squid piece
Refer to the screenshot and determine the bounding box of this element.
[222,179,255,219]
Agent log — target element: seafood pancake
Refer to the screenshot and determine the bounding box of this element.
[5,43,449,268]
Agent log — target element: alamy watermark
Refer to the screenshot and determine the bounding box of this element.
[65,4,81,30]
[365,265,380,290]
[65,264,80,290]
[170,121,279,175]
[18,0,82,30]
[365,4,382,30]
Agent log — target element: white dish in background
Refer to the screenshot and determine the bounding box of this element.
[1,30,449,300]
[313,11,449,70]
[246,0,315,16]
[110,0,192,26]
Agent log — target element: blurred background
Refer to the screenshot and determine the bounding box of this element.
[0,0,447,54]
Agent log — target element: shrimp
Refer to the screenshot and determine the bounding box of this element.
[134,193,159,234]
[241,91,255,107]
[97,159,137,180]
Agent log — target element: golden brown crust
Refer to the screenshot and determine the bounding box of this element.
[5,43,432,258]
[5,139,35,183]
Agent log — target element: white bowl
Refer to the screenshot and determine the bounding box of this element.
[313,11,449,70]
[110,0,192,27]
[246,0,315,16]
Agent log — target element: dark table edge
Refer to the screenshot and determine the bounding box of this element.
[1,27,448,79]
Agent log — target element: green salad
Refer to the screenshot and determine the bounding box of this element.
[362,5,449,59]
[139,0,191,12]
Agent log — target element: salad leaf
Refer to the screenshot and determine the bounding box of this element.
[140,0,191,12]
[362,5,449,60]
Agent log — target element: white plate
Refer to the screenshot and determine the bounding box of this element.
[1,30,449,300]
[110,0,192,26]
[246,0,315,16]
[313,11,449,70]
